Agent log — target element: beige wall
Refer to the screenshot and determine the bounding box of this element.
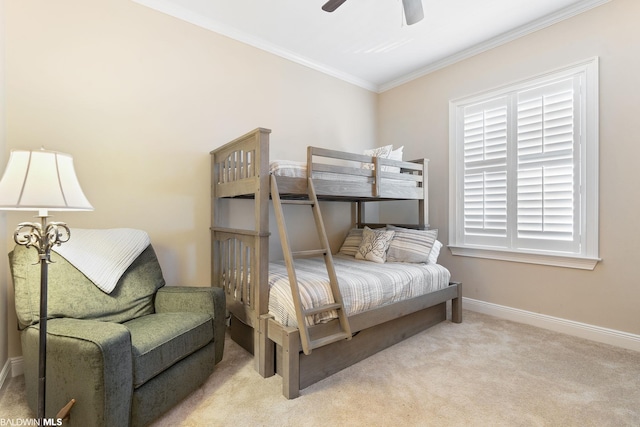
[378,0,640,335]
[3,0,377,358]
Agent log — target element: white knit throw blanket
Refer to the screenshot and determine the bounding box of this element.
[52,228,151,294]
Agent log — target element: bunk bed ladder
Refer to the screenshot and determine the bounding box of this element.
[271,175,352,356]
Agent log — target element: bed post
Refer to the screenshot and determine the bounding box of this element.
[356,201,365,228]
[253,128,271,373]
[258,314,275,377]
[451,282,462,323]
[282,327,301,399]
[419,158,429,228]
[211,150,219,288]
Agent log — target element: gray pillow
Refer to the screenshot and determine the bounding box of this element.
[386,226,438,263]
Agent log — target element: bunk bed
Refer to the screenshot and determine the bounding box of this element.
[210,127,462,398]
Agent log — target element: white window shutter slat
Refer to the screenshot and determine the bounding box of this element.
[516,78,576,248]
[462,98,508,242]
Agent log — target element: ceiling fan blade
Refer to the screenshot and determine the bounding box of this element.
[402,0,424,25]
[322,0,347,13]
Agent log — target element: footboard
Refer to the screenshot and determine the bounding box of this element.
[211,229,268,325]
[211,226,270,374]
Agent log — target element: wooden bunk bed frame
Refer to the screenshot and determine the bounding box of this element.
[210,127,462,398]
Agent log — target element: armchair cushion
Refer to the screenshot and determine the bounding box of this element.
[124,312,213,388]
[156,286,226,363]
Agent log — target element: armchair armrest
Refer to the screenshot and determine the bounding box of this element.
[21,318,132,427]
[155,286,226,363]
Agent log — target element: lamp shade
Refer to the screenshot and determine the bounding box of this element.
[0,149,93,212]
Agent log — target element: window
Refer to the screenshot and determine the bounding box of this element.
[449,58,599,269]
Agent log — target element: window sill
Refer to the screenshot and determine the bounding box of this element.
[448,246,600,270]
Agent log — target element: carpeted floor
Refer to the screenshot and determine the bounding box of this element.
[2,310,639,426]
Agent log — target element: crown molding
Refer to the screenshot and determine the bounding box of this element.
[378,0,611,92]
[132,0,611,94]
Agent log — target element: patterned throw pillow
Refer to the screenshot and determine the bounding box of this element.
[355,227,395,263]
[338,228,365,257]
[361,145,393,170]
[386,226,438,264]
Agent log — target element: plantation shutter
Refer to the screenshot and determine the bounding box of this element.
[462,97,509,246]
[516,78,579,252]
[458,76,582,252]
[450,58,598,268]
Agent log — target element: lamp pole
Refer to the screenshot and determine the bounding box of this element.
[14,213,70,422]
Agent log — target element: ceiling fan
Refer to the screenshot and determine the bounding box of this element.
[322,0,424,25]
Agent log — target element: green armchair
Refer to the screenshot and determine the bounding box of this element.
[9,242,225,427]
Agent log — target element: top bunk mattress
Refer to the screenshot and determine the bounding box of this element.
[270,159,417,187]
[268,254,451,328]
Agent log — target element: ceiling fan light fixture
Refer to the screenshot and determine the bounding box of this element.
[322,0,348,13]
[322,0,425,26]
[402,0,424,25]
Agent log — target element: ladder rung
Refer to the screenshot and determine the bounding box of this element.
[292,249,326,258]
[280,199,313,205]
[303,302,343,317]
[310,332,352,350]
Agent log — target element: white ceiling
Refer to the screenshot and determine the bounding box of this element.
[133,0,608,92]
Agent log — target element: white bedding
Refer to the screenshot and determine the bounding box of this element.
[270,159,360,182]
[269,160,307,178]
[268,254,451,328]
[269,160,417,186]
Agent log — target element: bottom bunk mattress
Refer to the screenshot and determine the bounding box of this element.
[268,255,451,328]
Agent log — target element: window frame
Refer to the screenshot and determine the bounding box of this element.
[448,58,600,270]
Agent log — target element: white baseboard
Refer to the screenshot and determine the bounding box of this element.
[463,297,640,352]
[0,357,23,390]
[11,356,24,377]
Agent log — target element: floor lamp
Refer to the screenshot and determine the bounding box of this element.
[0,149,93,423]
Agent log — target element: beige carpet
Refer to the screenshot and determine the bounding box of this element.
[2,311,639,426]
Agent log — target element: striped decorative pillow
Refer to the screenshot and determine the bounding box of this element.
[338,228,364,257]
[386,226,438,264]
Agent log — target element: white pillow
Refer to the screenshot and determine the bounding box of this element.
[355,227,395,263]
[427,240,443,264]
[382,146,403,173]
